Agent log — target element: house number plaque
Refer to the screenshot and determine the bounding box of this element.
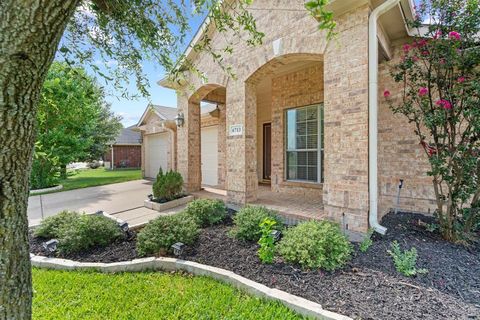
[229,124,243,136]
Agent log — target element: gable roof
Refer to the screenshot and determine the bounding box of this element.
[114,126,142,145]
[136,103,178,127]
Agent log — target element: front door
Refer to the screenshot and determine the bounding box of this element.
[263,123,271,180]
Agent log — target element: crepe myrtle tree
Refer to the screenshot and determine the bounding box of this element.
[384,0,480,242]
[0,0,263,318]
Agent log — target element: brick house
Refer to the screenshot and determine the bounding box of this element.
[155,0,435,234]
[104,126,142,169]
[136,103,223,181]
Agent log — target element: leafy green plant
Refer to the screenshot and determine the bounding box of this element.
[30,142,60,190]
[58,215,123,254]
[277,220,352,271]
[137,213,199,256]
[152,169,184,201]
[229,206,283,241]
[359,229,374,253]
[35,211,123,254]
[257,218,277,264]
[34,211,81,239]
[387,241,428,277]
[184,199,226,227]
[425,223,439,233]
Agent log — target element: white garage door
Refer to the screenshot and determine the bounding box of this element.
[145,133,169,179]
[201,126,218,186]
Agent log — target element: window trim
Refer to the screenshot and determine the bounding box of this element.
[284,103,324,184]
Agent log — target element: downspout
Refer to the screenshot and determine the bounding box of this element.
[368,0,401,234]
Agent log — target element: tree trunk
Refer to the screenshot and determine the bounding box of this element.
[60,164,67,180]
[0,1,79,318]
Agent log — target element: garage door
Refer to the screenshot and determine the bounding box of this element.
[145,133,169,179]
[201,126,218,186]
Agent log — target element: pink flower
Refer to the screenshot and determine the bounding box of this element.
[418,87,428,96]
[433,30,442,39]
[421,50,430,56]
[383,90,391,98]
[457,76,466,83]
[448,31,461,40]
[403,44,412,53]
[417,39,428,47]
[436,99,452,110]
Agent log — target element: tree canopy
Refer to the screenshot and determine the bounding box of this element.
[33,61,121,186]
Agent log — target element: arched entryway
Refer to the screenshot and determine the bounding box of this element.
[177,84,227,192]
[244,53,325,202]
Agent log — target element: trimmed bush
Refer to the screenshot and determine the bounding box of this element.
[137,213,199,256]
[34,211,81,239]
[230,206,283,241]
[277,220,352,271]
[185,199,227,227]
[58,215,123,254]
[152,169,184,201]
[34,211,123,254]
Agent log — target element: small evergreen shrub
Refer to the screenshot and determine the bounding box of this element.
[137,213,199,256]
[184,199,226,227]
[152,168,184,201]
[359,229,374,253]
[230,206,283,241]
[257,218,277,264]
[34,211,81,239]
[277,220,352,270]
[387,241,428,277]
[35,211,123,254]
[58,215,123,254]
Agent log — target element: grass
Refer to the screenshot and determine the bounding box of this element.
[32,269,306,320]
[32,168,142,195]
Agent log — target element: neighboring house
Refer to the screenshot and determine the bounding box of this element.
[104,126,142,169]
[135,103,223,182]
[154,0,435,234]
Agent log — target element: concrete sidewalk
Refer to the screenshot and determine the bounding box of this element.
[28,179,180,226]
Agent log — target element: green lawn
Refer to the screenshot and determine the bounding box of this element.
[32,269,306,320]
[34,168,142,195]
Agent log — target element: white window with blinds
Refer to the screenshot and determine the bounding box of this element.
[285,104,324,183]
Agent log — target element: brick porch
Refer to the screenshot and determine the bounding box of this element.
[192,184,325,224]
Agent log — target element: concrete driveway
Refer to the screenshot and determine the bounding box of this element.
[28,179,164,226]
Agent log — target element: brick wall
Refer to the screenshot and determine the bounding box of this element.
[378,39,437,216]
[104,145,141,168]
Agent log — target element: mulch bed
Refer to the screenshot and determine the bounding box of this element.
[30,212,480,320]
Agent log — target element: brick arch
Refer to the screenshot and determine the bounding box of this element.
[188,83,226,105]
[245,53,324,85]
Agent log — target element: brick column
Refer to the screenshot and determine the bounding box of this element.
[322,5,370,232]
[226,81,258,204]
[176,93,201,192]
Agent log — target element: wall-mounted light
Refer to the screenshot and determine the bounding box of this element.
[175,113,185,127]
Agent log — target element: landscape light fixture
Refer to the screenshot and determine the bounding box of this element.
[271,230,282,242]
[119,221,129,232]
[171,242,185,256]
[43,239,59,253]
[175,112,185,127]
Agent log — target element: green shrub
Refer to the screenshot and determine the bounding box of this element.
[184,199,226,227]
[359,229,374,253]
[387,241,428,277]
[257,218,277,264]
[34,211,81,239]
[277,220,352,270]
[152,169,184,201]
[230,206,283,241]
[35,211,123,254]
[58,215,123,254]
[137,213,199,256]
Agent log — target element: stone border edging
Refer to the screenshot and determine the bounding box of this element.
[30,185,63,195]
[31,254,351,320]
